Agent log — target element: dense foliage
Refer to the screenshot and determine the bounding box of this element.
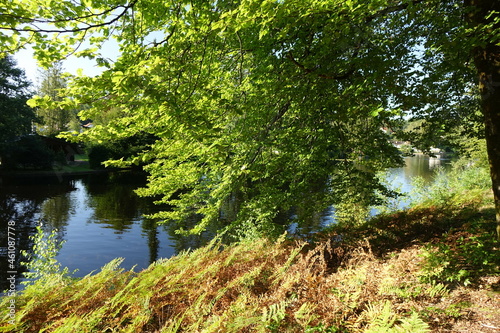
[1,135,56,170]
[1,0,499,235]
[0,55,34,157]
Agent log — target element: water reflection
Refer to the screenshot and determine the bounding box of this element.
[0,176,76,291]
[384,155,450,195]
[289,155,451,235]
[82,173,150,232]
[288,206,336,235]
[0,172,212,291]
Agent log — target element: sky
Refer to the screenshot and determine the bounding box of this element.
[13,40,120,87]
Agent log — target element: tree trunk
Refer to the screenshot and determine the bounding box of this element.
[481,50,500,241]
[465,0,500,240]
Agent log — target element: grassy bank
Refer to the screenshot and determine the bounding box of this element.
[1,167,499,332]
[0,155,117,177]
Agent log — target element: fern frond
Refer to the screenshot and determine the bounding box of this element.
[363,301,397,332]
[262,301,287,326]
[425,283,448,298]
[395,312,430,333]
[294,302,318,328]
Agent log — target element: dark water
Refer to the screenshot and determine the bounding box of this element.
[0,155,448,291]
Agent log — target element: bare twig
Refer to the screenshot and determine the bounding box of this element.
[0,0,138,34]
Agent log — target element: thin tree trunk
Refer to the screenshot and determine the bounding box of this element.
[466,0,500,240]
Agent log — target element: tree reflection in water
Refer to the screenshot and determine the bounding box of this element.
[0,176,77,291]
[0,172,214,291]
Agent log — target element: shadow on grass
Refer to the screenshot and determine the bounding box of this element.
[315,202,500,287]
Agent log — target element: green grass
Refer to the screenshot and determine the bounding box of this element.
[74,154,89,162]
[0,154,97,175]
[55,164,92,173]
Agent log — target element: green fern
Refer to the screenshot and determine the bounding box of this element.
[363,302,429,333]
[294,302,319,328]
[394,312,430,333]
[262,301,287,331]
[425,283,448,298]
[364,301,397,332]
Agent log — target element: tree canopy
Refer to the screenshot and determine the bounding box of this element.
[1,0,499,237]
[34,61,73,136]
[0,55,34,152]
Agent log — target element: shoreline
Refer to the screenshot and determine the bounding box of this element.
[0,161,120,179]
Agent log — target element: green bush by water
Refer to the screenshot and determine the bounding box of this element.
[410,158,490,209]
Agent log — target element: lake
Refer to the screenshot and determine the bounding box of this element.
[0,154,449,291]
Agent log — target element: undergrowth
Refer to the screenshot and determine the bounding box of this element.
[2,235,437,332]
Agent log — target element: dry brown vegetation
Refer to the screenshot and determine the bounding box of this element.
[1,196,499,332]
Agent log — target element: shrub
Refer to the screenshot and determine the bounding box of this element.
[409,159,490,209]
[419,220,500,286]
[86,143,118,169]
[21,225,74,286]
[0,135,55,170]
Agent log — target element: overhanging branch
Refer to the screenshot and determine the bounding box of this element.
[0,0,138,34]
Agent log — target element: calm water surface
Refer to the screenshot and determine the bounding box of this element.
[0,172,212,291]
[0,155,449,291]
